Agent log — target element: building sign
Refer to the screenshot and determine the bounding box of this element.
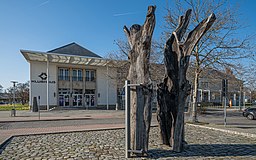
[39,73,47,80]
[31,72,56,84]
[31,80,56,83]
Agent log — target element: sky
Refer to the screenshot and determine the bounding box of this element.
[0,0,255,90]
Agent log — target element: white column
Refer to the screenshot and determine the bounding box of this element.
[243,92,245,109]
[30,67,32,110]
[220,90,222,104]
[107,65,109,110]
[234,93,236,107]
[208,90,210,102]
[200,89,203,102]
[239,88,241,110]
[250,91,252,105]
[47,56,49,111]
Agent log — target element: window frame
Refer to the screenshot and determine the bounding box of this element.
[85,70,96,81]
[58,68,69,81]
[72,69,83,81]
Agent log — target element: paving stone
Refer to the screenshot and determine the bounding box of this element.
[0,125,256,159]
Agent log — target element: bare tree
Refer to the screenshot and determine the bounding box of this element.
[16,82,29,105]
[107,39,163,63]
[105,29,164,110]
[0,84,3,93]
[6,87,14,103]
[106,39,165,90]
[6,82,29,105]
[236,63,256,103]
[164,0,254,122]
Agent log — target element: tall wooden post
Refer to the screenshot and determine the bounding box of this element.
[123,6,156,154]
[157,9,216,152]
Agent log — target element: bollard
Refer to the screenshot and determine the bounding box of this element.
[11,109,16,117]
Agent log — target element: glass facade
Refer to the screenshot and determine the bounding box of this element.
[72,69,83,81]
[58,68,96,107]
[85,70,95,81]
[59,68,70,81]
[58,88,70,107]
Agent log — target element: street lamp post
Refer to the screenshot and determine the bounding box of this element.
[10,81,18,117]
[250,91,252,106]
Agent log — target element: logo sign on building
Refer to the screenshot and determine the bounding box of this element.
[39,73,47,80]
[31,72,56,84]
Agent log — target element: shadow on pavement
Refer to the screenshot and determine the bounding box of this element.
[148,144,256,158]
[237,126,256,129]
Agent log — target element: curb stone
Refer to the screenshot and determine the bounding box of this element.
[187,123,256,138]
[0,117,92,123]
[0,136,13,154]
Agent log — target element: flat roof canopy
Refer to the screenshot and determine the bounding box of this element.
[20,50,126,67]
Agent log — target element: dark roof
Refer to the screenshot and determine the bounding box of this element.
[201,68,237,80]
[47,42,102,58]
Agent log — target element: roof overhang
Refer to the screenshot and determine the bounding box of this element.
[20,50,126,67]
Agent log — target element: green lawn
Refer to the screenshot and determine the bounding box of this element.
[0,104,29,111]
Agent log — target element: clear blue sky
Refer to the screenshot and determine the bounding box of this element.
[0,0,255,90]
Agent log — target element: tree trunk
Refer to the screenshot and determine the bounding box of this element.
[123,6,156,154]
[157,9,216,152]
[191,70,199,123]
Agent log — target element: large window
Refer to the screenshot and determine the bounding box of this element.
[72,69,83,81]
[59,68,69,81]
[85,70,95,81]
[58,88,70,107]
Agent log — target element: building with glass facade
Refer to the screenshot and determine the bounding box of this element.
[21,42,117,110]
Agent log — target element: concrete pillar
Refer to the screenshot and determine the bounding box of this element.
[46,56,49,111]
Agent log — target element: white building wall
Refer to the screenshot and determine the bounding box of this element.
[96,66,117,106]
[30,61,57,106]
[29,60,116,107]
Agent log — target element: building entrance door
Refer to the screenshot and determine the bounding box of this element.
[73,94,83,107]
[59,94,69,107]
[202,90,210,102]
[85,94,95,108]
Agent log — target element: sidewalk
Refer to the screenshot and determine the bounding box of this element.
[0,110,125,122]
[0,110,126,148]
[0,123,125,149]
[1,109,255,153]
[1,124,256,159]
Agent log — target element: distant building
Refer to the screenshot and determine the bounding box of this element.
[189,68,244,106]
[21,42,117,110]
[0,93,9,104]
[21,42,244,110]
[117,64,244,108]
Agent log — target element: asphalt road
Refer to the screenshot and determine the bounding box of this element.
[196,109,256,126]
[0,109,255,131]
[0,118,124,130]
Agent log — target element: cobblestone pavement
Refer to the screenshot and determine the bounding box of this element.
[1,125,256,159]
[0,110,128,146]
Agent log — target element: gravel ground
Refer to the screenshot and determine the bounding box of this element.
[1,125,256,159]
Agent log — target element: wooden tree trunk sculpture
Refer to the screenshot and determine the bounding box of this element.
[123,6,156,154]
[157,9,216,152]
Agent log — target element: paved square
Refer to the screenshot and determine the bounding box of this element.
[1,125,256,159]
